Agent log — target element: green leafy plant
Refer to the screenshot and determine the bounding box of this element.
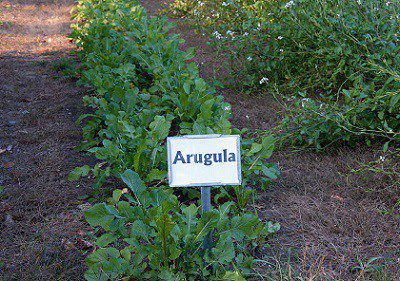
[69,0,279,190]
[84,170,279,280]
[69,0,280,279]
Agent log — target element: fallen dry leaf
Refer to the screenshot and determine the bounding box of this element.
[76,238,93,250]
[62,238,77,250]
[331,194,344,202]
[3,162,14,168]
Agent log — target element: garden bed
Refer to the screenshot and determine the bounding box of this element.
[0,0,398,280]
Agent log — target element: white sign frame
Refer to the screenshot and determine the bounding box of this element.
[167,134,242,187]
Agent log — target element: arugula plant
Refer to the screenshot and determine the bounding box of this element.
[69,0,279,189]
[70,0,280,279]
[85,170,279,280]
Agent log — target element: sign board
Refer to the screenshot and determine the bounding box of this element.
[167,135,241,187]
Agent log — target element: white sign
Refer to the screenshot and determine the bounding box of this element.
[167,135,242,187]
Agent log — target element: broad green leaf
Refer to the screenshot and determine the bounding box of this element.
[120,247,132,262]
[84,268,109,281]
[383,141,390,152]
[199,99,214,120]
[261,135,275,159]
[183,80,191,94]
[181,204,198,237]
[112,189,123,202]
[130,220,154,242]
[155,213,175,241]
[96,233,118,247]
[68,165,91,181]
[218,201,233,219]
[168,244,182,260]
[213,237,235,264]
[246,143,262,156]
[149,115,171,141]
[221,271,246,281]
[195,78,207,93]
[85,203,115,230]
[120,169,146,196]
[85,248,108,266]
[147,169,166,183]
[262,166,278,180]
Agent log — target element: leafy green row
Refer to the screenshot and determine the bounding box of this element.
[70,0,279,279]
[70,0,278,188]
[84,170,279,280]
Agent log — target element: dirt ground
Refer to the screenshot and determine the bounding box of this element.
[0,0,399,280]
[0,0,92,280]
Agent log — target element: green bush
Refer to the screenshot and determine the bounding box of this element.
[170,0,400,148]
[70,0,280,279]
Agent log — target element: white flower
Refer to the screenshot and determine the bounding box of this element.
[212,31,222,39]
[386,1,391,5]
[245,115,250,119]
[279,48,284,52]
[194,9,199,16]
[259,77,269,84]
[199,1,204,6]
[226,30,234,36]
[284,1,294,8]
[222,1,229,6]
[379,156,386,162]
[224,106,231,111]
[301,98,310,107]
[243,32,249,36]
[247,56,253,61]
[356,0,361,4]
[277,36,283,40]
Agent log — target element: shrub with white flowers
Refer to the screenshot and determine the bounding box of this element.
[170,0,399,149]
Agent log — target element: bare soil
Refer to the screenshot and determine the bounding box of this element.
[0,1,93,280]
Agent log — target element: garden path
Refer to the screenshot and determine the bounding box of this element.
[0,1,91,279]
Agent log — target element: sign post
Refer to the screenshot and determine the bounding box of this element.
[167,135,241,255]
[201,186,212,254]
